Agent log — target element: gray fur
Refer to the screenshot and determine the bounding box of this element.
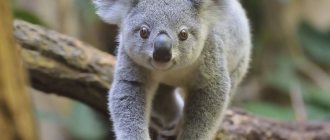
[94,0,251,139]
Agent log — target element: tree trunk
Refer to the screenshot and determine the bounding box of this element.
[0,1,37,140]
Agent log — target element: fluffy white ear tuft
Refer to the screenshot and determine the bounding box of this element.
[93,0,136,25]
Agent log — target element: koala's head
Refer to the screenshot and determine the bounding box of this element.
[94,0,222,71]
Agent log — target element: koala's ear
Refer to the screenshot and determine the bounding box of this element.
[93,0,137,25]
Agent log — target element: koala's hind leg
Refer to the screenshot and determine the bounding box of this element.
[150,84,184,140]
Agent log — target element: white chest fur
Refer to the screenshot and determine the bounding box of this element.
[152,64,198,87]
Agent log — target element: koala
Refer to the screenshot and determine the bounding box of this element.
[94,0,251,140]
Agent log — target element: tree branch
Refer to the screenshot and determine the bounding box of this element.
[14,20,330,140]
[14,19,115,115]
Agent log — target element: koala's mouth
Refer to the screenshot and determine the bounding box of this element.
[149,59,175,71]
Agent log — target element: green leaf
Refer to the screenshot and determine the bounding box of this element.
[14,9,46,26]
[298,22,330,65]
[266,56,298,93]
[302,83,330,109]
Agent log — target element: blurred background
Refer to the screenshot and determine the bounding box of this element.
[8,0,330,139]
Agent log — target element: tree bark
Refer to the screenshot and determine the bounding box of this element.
[14,20,330,140]
[0,2,36,140]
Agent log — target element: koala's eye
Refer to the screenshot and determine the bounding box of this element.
[140,26,150,39]
[178,29,188,41]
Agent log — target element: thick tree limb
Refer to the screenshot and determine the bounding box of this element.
[14,20,115,115]
[14,20,330,140]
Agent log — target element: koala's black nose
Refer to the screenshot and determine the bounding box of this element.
[153,34,172,63]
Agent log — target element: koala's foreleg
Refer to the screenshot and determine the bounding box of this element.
[178,46,231,140]
[178,76,230,140]
[109,51,157,140]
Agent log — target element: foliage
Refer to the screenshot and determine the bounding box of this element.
[241,20,330,120]
[13,9,45,26]
[299,22,330,66]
